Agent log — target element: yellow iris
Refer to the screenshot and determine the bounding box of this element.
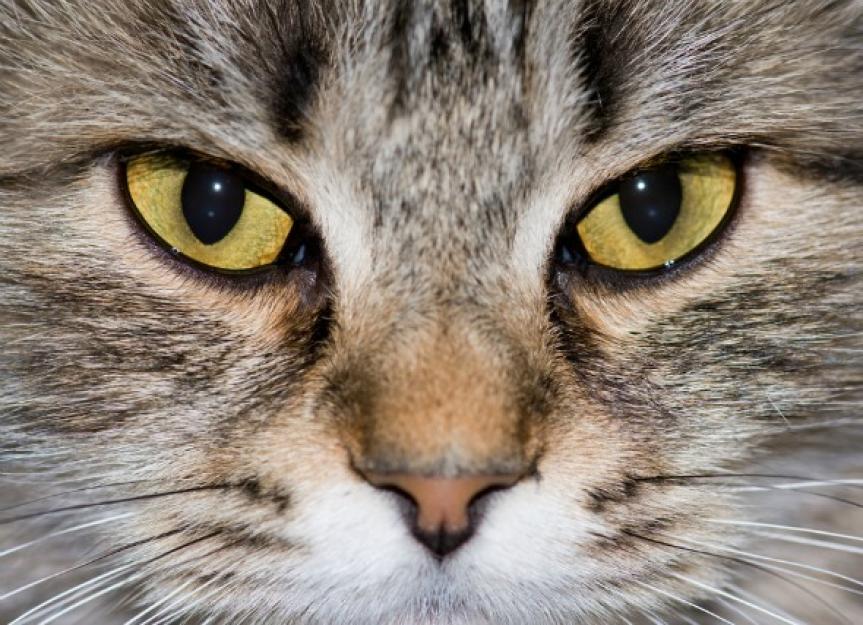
[576,153,737,271]
[125,155,294,271]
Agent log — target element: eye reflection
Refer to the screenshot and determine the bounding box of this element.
[619,164,682,244]
[180,163,246,245]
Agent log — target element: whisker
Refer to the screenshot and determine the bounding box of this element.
[120,577,198,625]
[9,530,223,625]
[126,541,243,625]
[0,480,154,515]
[777,418,863,432]
[633,475,863,509]
[746,531,863,555]
[32,571,143,625]
[724,584,799,625]
[622,531,853,625]
[633,579,738,625]
[645,608,671,625]
[8,565,134,625]
[0,527,185,601]
[669,534,863,591]
[714,597,763,625]
[650,528,863,620]
[635,473,863,492]
[672,574,802,625]
[0,512,132,559]
[139,577,224,625]
[731,486,863,510]
[707,520,863,544]
[0,484,229,526]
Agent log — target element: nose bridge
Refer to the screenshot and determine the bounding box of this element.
[355,313,530,477]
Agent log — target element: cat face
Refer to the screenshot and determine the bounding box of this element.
[0,1,860,624]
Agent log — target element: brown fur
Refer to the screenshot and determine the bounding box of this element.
[0,1,861,624]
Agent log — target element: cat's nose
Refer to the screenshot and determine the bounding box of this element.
[363,472,521,557]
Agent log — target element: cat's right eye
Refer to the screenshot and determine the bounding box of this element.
[124,154,296,272]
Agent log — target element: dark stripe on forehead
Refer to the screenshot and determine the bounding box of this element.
[387,0,526,113]
[575,0,626,143]
[449,0,489,58]
[265,3,330,143]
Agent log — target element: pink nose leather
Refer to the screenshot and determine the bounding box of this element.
[365,473,521,533]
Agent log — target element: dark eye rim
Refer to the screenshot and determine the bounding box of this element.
[118,146,323,282]
[553,148,746,287]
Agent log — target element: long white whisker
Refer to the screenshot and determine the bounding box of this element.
[34,572,141,625]
[0,513,132,559]
[120,577,198,625]
[645,610,670,625]
[780,418,863,431]
[633,579,738,625]
[136,575,222,625]
[766,392,791,428]
[748,531,863,555]
[672,574,802,625]
[0,527,186,602]
[1,559,128,603]
[604,586,661,625]
[147,581,227,625]
[8,565,133,625]
[707,520,863,544]
[729,479,863,493]
[714,597,763,625]
[672,534,863,591]
[646,610,668,625]
[724,584,798,624]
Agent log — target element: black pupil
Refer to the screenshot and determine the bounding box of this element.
[618,164,682,244]
[181,162,245,245]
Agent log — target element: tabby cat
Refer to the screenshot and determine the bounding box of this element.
[0,1,860,624]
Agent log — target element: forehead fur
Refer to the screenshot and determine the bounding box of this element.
[1,0,860,169]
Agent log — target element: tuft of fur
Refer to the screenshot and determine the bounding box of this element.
[0,1,861,624]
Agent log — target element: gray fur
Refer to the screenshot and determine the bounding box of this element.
[0,1,861,624]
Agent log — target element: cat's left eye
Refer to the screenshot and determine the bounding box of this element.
[124,154,295,272]
[560,153,738,273]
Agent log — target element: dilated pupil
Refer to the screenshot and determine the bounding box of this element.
[618,164,682,244]
[181,163,245,245]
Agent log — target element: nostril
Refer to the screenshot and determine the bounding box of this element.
[362,472,522,557]
[413,525,474,558]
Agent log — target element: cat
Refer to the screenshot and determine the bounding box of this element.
[0,0,861,624]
